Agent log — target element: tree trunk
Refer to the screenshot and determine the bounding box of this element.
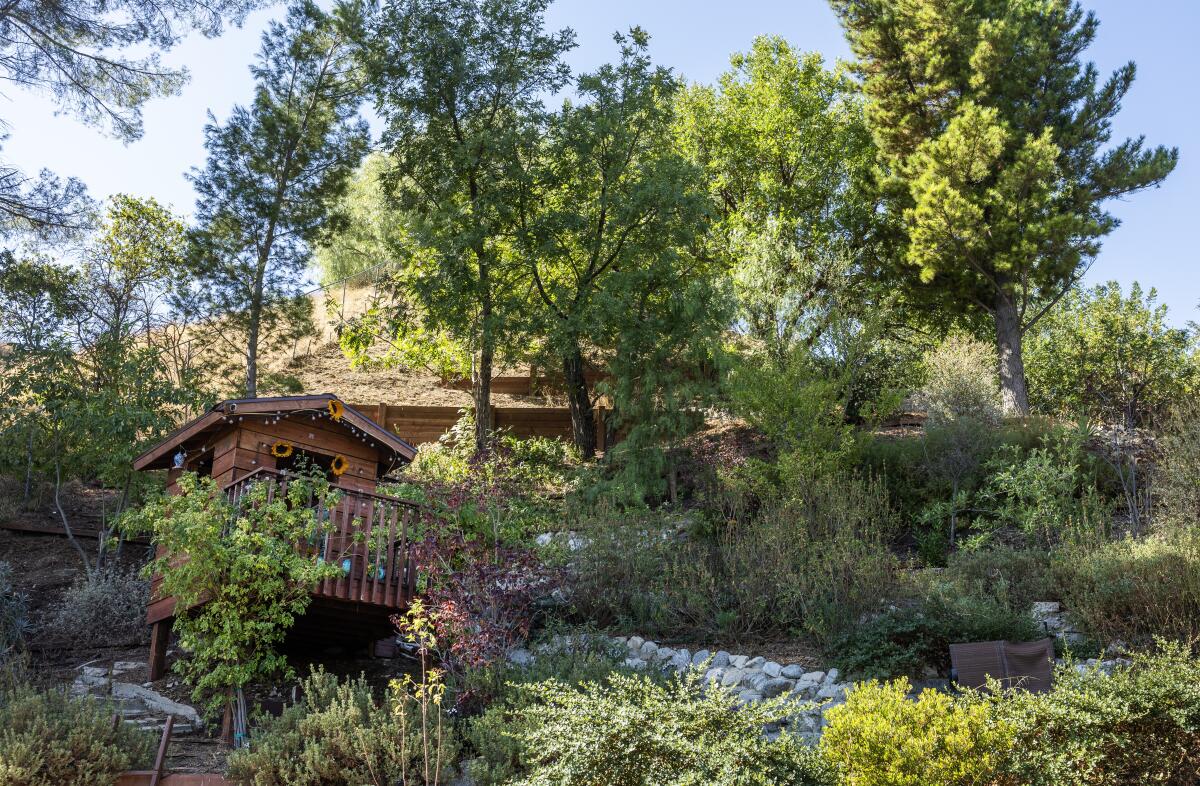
[562,345,596,460]
[993,290,1030,416]
[473,348,493,455]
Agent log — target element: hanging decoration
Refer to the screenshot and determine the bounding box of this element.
[270,440,294,458]
[327,399,345,421]
[330,454,349,476]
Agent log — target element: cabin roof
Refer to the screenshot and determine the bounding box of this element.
[132,394,418,471]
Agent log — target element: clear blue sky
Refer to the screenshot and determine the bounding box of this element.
[5,1,1195,323]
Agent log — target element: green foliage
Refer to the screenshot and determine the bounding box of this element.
[726,350,857,475]
[506,670,833,786]
[942,545,1057,614]
[919,335,1002,428]
[352,0,576,453]
[1025,282,1198,427]
[122,472,341,715]
[189,0,367,397]
[1054,536,1200,646]
[226,668,459,786]
[571,472,899,644]
[461,634,638,786]
[821,679,1014,786]
[521,29,717,458]
[40,568,148,648]
[313,154,410,285]
[832,0,1177,412]
[1153,401,1200,534]
[0,674,155,784]
[677,35,878,363]
[997,641,1200,786]
[831,592,1043,682]
[977,426,1111,547]
[0,563,28,662]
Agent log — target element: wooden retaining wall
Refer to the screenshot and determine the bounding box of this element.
[354,403,613,450]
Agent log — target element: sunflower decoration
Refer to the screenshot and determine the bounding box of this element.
[330,454,349,476]
[327,399,344,421]
[270,440,294,458]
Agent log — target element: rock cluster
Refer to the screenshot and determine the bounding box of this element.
[71,661,202,736]
[1031,601,1084,645]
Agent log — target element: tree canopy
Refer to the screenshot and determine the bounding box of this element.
[831,0,1178,414]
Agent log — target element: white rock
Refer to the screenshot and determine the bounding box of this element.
[737,689,763,705]
[722,669,745,687]
[1031,601,1062,615]
[730,655,749,669]
[745,656,765,670]
[761,678,793,698]
[781,664,805,680]
[110,683,201,725]
[656,646,676,661]
[639,641,659,659]
[691,649,711,666]
[824,668,840,684]
[711,651,731,669]
[762,661,782,678]
[817,684,846,701]
[670,651,692,672]
[507,648,534,666]
[627,636,644,652]
[802,671,825,683]
[624,657,648,670]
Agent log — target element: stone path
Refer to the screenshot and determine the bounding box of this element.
[71,661,203,737]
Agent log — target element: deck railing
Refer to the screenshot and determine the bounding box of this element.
[222,469,419,608]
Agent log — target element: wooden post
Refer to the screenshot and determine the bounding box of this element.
[376,402,389,430]
[149,715,174,786]
[148,618,172,681]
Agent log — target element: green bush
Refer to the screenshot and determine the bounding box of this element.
[506,670,833,786]
[1054,536,1200,645]
[917,334,1002,428]
[570,472,900,643]
[830,593,1044,682]
[999,641,1200,786]
[226,668,459,785]
[40,568,148,648]
[821,678,1014,786]
[941,545,1057,613]
[1157,402,1200,533]
[461,634,643,786]
[0,675,154,785]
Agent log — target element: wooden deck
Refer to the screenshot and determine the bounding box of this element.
[146,469,420,675]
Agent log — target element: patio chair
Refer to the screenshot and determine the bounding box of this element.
[949,638,1055,693]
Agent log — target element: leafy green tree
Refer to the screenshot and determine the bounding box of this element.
[517,29,711,458]
[352,0,575,454]
[831,0,1178,414]
[0,0,268,237]
[313,154,409,286]
[190,0,369,398]
[1025,282,1197,428]
[677,36,878,365]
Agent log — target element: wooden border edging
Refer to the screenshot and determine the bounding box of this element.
[117,775,231,786]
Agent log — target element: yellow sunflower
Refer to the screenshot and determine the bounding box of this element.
[330,454,349,476]
[327,399,344,421]
[270,440,294,458]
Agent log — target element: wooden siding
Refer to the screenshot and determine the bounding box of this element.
[356,402,614,449]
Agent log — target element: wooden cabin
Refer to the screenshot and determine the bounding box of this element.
[132,395,420,679]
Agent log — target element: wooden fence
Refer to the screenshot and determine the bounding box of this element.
[353,403,613,450]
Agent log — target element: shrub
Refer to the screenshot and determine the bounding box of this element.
[0,675,154,784]
[461,634,640,786]
[830,593,1043,682]
[821,679,1014,786]
[0,562,28,661]
[1157,402,1200,533]
[941,545,1057,612]
[226,668,459,785]
[918,334,1002,427]
[40,568,148,648]
[570,472,900,643]
[507,670,833,786]
[999,641,1200,786]
[1024,281,1198,428]
[1054,536,1200,645]
[977,426,1112,547]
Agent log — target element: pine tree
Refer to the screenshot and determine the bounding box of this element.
[189,1,368,398]
[831,0,1177,414]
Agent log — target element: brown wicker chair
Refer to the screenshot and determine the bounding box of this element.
[949,638,1055,693]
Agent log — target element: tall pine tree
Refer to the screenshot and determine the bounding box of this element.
[831,0,1177,413]
[190,1,368,398]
